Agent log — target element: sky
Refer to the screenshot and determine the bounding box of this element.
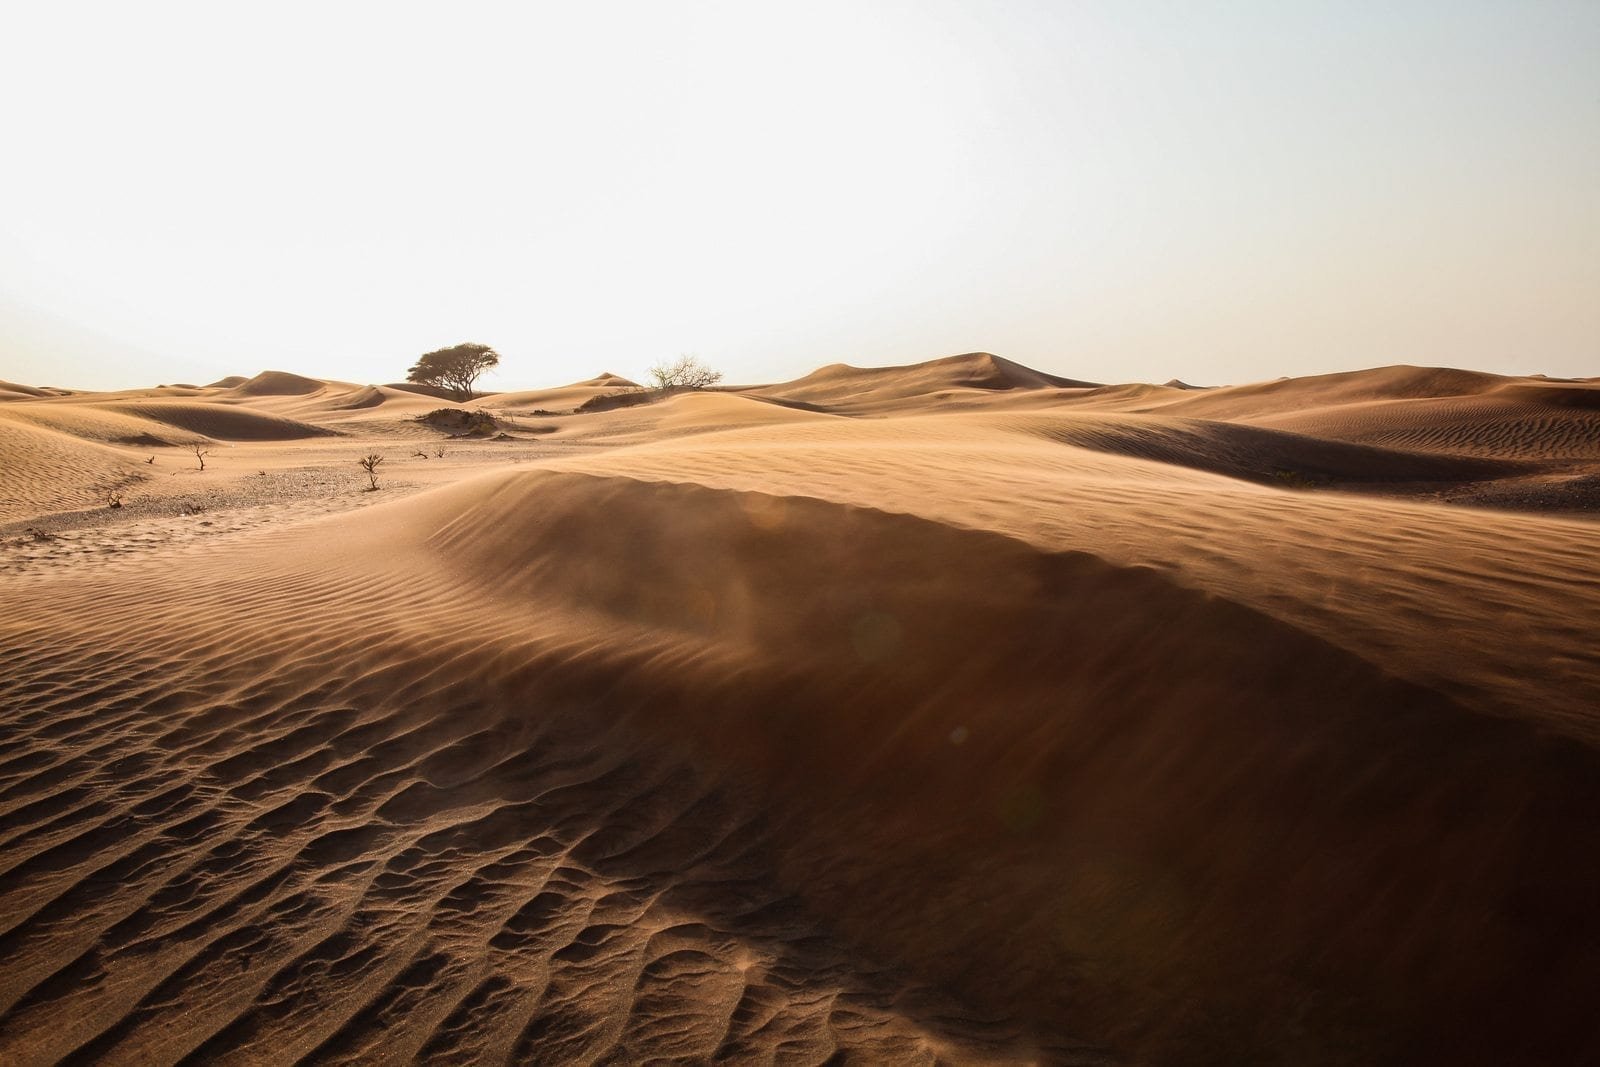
[1,1,1595,392]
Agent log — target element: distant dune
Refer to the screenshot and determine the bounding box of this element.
[749,351,1098,413]
[1,356,1597,1063]
[104,401,338,441]
[228,369,329,397]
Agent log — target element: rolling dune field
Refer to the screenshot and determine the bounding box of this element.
[2,356,1598,1065]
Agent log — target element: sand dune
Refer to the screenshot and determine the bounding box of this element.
[1000,411,1531,487]
[749,351,1097,414]
[0,419,143,522]
[552,390,838,445]
[1142,364,1516,420]
[228,370,332,397]
[2,355,1598,1064]
[102,401,338,441]
[1255,386,1600,462]
[2,404,196,449]
[477,378,642,416]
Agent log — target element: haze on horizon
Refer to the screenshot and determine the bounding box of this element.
[1,0,1595,393]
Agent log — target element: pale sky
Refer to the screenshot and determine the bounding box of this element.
[2,1,1595,392]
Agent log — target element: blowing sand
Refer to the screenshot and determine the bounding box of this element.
[2,356,1598,1064]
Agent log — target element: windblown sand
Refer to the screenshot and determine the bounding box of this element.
[2,357,1598,1064]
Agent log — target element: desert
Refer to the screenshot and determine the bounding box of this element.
[2,355,1598,1064]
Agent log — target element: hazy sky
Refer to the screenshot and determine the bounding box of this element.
[2,1,1595,391]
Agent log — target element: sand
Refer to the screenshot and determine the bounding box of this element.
[2,356,1598,1064]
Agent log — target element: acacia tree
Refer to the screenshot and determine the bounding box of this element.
[648,354,722,391]
[407,342,500,401]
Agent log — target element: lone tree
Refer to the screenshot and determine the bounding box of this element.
[648,354,722,391]
[407,342,500,401]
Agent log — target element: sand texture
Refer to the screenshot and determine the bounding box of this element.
[2,356,1598,1064]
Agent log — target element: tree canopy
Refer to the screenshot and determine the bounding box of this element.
[407,343,500,401]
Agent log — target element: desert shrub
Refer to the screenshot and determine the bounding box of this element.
[417,408,498,436]
[648,354,722,390]
[358,453,384,490]
[1271,469,1330,490]
[575,388,653,414]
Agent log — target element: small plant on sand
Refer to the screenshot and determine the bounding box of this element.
[434,445,446,458]
[574,388,651,414]
[648,353,722,391]
[1271,468,1329,490]
[417,408,497,437]
[106,491,123,509]
[191,443,211,471]
[358,452,385,491]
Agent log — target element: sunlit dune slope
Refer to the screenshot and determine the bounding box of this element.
[1141,364,1516,419]
[0,418,142,520]
[0,397,335,451]
[1250,382,1600,461]
[999,410,1530,486]
[322,384,413,411]
[748,351,1097,414]
[1089,365,1600,464]
[2,404,200,448]
[227,369,332,397]
[476,372,644,414]
[103,401,338,441]
[209,372,449,426]
[545,389,838,444]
